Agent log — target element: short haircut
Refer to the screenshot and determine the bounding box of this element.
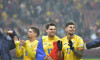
[30,27,40,37]
[46,23,56,29]
[65,22,75,28]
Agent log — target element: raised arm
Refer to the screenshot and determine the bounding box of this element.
[7,30,19,50]
[8,30,23,57]
[7,30,19,40]
[14,36,23,57]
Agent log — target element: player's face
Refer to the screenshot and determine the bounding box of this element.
[46,26,56,37]
[27,29,36,38]
[65,25,75,35]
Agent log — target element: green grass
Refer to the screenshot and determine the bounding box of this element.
[12,58,100,60]
[83,59,100,60]
[12,59,22,60]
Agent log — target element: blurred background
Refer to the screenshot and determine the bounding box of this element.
[0,0,100,60]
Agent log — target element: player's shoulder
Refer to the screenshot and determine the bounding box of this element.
[61,36,67,42]
[74,35,83,40]
[35,40,39,43]
[42,35,48,42]
[42,35,48,40]
[25,40,29,42]
[55,35,60,40]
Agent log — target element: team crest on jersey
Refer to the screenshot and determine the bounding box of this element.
[25,50,28,56]
[72,41,75,45]
[64,43,67,45]
[30,44,33,47]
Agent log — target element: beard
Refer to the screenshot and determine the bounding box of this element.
[69,33,74,36]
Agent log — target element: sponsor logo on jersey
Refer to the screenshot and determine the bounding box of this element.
[64,43,67,45]
[44,43,47,45]
[30,44,33,47]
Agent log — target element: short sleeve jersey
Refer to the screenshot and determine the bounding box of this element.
[62,35,84,60]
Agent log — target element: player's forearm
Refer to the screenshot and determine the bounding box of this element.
[58,51,63,60]
[72,49,83,58]
[15,41,23,57]
[44,56,48,60]
[16,49,23,57]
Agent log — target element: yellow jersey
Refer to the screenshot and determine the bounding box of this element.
[42,35,60,56]
[15,40,38,60]
[62,35,84,60]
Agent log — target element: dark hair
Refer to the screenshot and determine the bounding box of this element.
[65,22,75,28]
[46,23,56,29]
[30,27,40,37]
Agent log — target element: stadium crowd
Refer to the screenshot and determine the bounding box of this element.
[0,0,100,59]
[0,0,100,39]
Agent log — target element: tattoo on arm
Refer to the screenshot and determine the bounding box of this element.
[72,49,83,58]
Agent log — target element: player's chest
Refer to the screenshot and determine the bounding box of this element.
[43,41,53,48]
[62,40,77,50]
[27,42,35,48]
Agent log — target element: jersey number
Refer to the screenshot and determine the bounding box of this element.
[25,50,28,56]
[67,48,71,54]
[47,48,52,54]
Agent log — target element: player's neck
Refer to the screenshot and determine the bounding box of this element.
[29,37,36,42]
[67,34,74,40]
[48,35,55,38]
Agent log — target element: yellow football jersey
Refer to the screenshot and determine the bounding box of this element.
[42,35,60,55]
[62,35,84,60]
[15,40,38,60]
